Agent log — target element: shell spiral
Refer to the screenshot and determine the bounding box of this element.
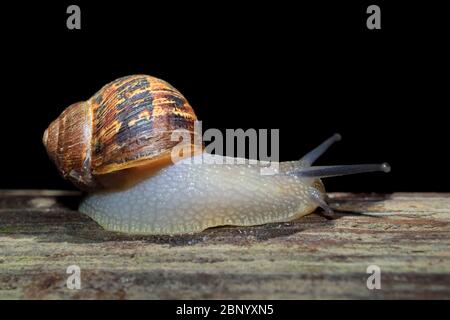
[43,75,198,190]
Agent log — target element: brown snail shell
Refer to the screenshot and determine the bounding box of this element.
[43,75,198,190]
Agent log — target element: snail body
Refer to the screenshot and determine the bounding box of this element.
[79,154,324,234]
[44,75,390,235]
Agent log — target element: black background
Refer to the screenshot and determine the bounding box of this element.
[1,1,448,192]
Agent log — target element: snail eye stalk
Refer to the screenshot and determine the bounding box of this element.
[300,133,341,166]
[292,163,391,179]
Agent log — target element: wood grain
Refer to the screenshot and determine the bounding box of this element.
[0,191,449,299]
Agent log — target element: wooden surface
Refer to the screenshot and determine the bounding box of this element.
[0,191,449,299]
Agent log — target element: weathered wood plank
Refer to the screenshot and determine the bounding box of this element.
[0,191,449,299]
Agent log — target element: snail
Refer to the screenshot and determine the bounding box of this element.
[43,75,390,235]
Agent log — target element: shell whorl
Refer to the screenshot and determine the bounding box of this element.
[43,101,95,189]
[43,75,198,190]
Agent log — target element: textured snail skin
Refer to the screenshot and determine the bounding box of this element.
[79,153,323,235]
